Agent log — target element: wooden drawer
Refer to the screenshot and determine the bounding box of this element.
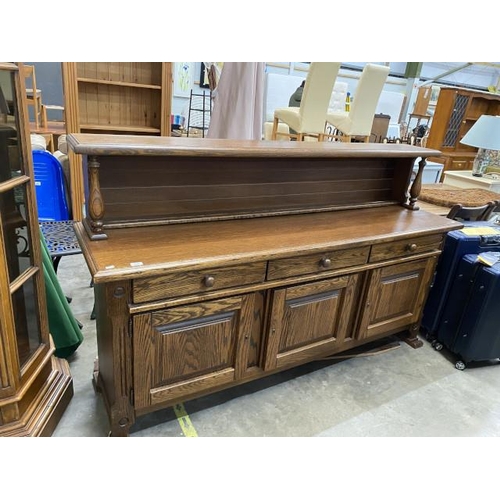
[369,234,443,263]
[133,261,267,303]
[449,159,472,171]
[267,246,370,280]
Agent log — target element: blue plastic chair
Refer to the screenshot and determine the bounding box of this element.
[32,150,70,221]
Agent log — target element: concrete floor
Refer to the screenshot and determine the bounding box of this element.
[52,253,500,438]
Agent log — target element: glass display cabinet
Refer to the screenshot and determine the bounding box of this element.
[0,62,73,436]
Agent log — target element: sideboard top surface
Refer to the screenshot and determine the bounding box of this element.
[68,134,442,159]
[75,205,462,283]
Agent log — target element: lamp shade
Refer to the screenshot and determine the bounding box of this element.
[460,115,500,150]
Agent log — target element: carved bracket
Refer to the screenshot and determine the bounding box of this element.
[403,157,426,210]
[84,155,108,240]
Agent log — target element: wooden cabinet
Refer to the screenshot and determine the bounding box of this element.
[61,62,173,220]
[68,135,462,436]
[133,293,264,410]
[357,258,437,341]
[426,87,500,178]
[0,63,73,436]
[264,275,360,370]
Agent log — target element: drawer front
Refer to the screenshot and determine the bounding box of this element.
[369,234,443,263]
[133,261,267,303]
[267,246,370,280]
[449,159,472,171]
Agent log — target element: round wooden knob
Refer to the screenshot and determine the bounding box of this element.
[320,257,332,268]
[203,275,215,287]
[407,243,417,252]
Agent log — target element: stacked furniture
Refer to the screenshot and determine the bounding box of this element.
[68,134,461,436]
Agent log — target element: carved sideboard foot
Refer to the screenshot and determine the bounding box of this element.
[400,327,424,349]
[109,418,131,437]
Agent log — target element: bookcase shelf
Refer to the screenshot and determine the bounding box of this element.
[62,62,173,220]
[77,77,162,90]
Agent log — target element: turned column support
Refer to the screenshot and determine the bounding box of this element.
[83,155,108,240]
[403,157,426,210]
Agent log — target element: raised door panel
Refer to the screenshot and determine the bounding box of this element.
[264,274,360,371]
[133,293,263,409]
[358,258,436,340]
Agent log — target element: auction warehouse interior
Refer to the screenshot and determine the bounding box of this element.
[1,61,500,439]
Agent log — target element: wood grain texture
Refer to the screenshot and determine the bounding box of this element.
[268,246,370,280]
[62,63,173,220]
[75,206,461,283]
[71,133,466,435]
[68,133,442,158]
[97,162,396,222]
[62,62,85,220]
[133,261,267,303]
[94,281,135,436]
[357,259,434,339]
[68,134,448,233]
[369,234,443,263]
[243,291,265,374]
[264,275,359,370]
[426,87,500,180]
[88,154,400,227]
[0,63,73,436]
[133,295,259,407]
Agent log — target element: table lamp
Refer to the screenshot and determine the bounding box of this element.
[460,115,500,177]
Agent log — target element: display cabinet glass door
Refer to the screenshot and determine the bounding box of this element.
[0,68,43,368]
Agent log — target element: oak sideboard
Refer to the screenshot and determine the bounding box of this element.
[68,134,462,436]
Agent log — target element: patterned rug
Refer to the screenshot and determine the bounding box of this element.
[419,185,500,208]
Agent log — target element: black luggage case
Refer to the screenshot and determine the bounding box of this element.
[433,253,500,369]
[421,222,500,337]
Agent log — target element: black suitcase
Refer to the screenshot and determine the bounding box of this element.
[433,253,500,369]
[421,221,500,338]
[434,254,480,352]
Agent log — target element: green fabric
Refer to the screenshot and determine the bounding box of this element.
[40,230,83,358]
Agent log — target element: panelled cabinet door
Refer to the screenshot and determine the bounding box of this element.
[133,293,263,410]
[264,274,360,371]
[357,258,436,340]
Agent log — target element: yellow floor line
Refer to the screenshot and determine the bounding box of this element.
[173,403,198,437]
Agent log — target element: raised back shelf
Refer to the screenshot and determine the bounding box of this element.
[67,134,440,239]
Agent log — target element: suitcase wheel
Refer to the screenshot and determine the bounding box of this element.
[455,360,467,370]
[432,341,443,351]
